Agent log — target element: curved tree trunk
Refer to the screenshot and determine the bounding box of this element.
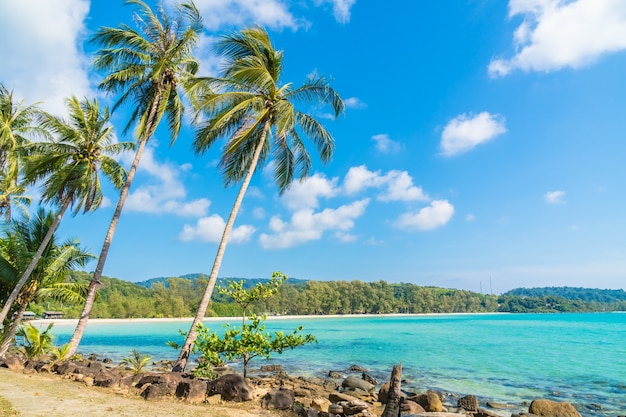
[0,200,69,326]
[65,133,150,356]
[65,93,162,357]
[172,122,270,372]
[0,299,29,356]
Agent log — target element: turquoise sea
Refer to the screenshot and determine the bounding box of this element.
[44,313,625,416]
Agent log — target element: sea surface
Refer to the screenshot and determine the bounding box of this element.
[43,313,625,416]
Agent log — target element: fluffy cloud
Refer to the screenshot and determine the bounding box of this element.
[124,146,210,216]
[259,199,369,249]
[314,0,357,23]
[281,173,340,210]
[343,165,428,202]
[372,134,403,154]
[441,112,507,156]
[0,0,92,115]
[191,0,302,30]
[344,97,367,109]
[545,190,566,204]
[394,200,455,231]
[179,214,256,243]
[489,0,626,77]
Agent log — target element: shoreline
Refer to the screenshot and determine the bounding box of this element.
[30,311,510,326]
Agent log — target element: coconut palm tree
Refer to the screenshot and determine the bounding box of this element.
[0,97,129,327]
[0,208,93,356]
[0,83,48,222]
[65,0,202,357]
[172,26,344,371]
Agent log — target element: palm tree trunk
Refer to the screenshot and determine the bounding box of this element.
[172,122,270,372]
[0,200,69,326]
[65,93,162,357]
[0,299,29,356]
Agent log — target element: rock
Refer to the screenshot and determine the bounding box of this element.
[207,373,254,402]
[487,401,510,409]
[175,380,207,404]
[458,394,479,411]
[52,361,78,375]
[260,364,283,372]
[329,403,344,414]
[141,382,176,400]
[341,399,369,415]
[378,381,390,404]
[402,399,426,414]
[0,353,24,370]
[407,413,466,417]
[329,391,359,403]
[411,390,443,412]
[135,373,183,388]
[328,371,343,379]
[93,369,121,388]
[311,396,332,412]
[529,399,582,417]
[262,388,295,410]
[342,376,375,392]
[362,373,377,385]
[348,364,368,372]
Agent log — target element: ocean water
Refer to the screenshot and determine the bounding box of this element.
[43,313,625,416]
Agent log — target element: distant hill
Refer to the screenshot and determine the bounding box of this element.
[135,273,309,290]
[503,286,626,303]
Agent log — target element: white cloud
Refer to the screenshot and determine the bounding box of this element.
[280,173,340,210]
[394,200,455,231]
[466,213,476,221]
[344,97,367,109]
[489,0,626,76]
[259,199,369,249]
[191,0,304,30]
[0,0,92,115]
[441,112,507,156]
[545,190,566,204]
[372,134,403,154]
[343,165,428,202]
[124,146,210,216]
[179,214,256,243]
[315,0,357,23]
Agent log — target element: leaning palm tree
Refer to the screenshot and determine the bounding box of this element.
[65,0,202,356]
[0,208,93,356]
[0,83,48,222]
[0,97,129,327]
[172,26,344,371]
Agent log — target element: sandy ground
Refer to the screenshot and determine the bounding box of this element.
[0,368,284,417]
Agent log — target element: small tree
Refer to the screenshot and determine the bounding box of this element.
[193,272,316,377]
[121,349,152,374]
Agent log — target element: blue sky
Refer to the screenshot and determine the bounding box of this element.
[1,0,625,293]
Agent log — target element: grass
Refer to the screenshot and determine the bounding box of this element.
[0,396,19,417]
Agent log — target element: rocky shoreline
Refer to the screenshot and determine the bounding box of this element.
[0,353,615,417]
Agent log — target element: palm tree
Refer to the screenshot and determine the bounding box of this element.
[0,96,129,327]
[65,0,202,356]
[172,26,344,371]
[0,83,48,222]
[0,208,93,356]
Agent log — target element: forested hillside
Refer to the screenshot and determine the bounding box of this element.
[504,286,626,303]
[25,273,626,319]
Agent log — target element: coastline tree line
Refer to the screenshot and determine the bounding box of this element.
[18,272,626,319]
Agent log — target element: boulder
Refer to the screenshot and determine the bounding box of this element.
[175,379,207,404]
[402,399,426,414]
[342,376,375,392]
[458,394,479,411]
[52,361,78,375]
[329,391,359,403]
[362,373,377,385]
[341,399,369,415]
[378,381,390,404]
[207,373,254,402]
[328,371,343,379]
[93,369,121,388]
[0,353,24,371]
[529,399,582,417]
[311,396,332,412]
[411,389,443,412]
[141,382,177,400]
[262,388,295,410]
[348,364,368,372]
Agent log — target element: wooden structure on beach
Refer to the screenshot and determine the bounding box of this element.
[42,311,64,319]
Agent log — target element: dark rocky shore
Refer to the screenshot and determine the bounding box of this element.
[0,353,615,417]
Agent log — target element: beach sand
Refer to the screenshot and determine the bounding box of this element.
[0,368,288,417]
